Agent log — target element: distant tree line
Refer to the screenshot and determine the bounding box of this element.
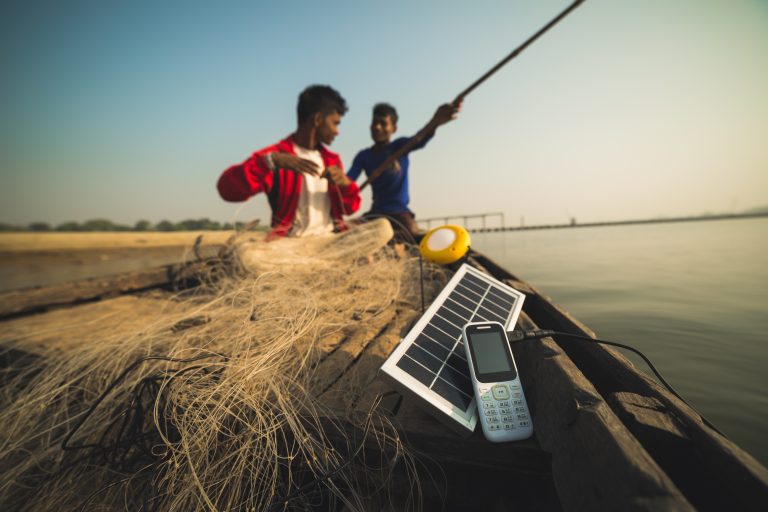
[0,218,255,232]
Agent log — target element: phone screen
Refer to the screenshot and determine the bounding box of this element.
[466,326,517,382]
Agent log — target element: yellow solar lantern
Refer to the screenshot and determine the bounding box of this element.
[419,225,471,265]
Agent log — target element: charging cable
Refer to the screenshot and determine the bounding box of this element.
[506,329,725,437]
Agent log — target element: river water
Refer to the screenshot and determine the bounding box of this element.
[471,217,768,466]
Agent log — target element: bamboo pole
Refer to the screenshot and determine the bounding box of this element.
[359,0,586,191]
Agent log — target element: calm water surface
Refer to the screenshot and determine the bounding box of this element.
[472,218,768,466]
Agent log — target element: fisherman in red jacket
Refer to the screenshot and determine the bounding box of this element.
[217,85,361,240]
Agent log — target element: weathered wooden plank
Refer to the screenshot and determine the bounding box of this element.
[309,309,396,398]
[607,391,768,511]
[320,307,417,411]
[608,392,687,439]
[390,396,551,474]
[513,312,694,511]
[0,293,188,354]
[0,261,208,319]
[520,291,768,508]
[315,329,348,356]
[313,412,560,510]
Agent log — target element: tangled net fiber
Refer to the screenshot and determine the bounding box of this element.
[0,219,450,511]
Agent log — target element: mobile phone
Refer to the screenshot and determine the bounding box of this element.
[462,321,533,442]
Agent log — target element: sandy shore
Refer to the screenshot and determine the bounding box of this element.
[0,231,234,252]
[0,231,238,291]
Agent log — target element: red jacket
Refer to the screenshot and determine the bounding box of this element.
[217,135,361,239]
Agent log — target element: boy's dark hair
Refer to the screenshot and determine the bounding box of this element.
[373,103,398,124]
[297,85,348,124]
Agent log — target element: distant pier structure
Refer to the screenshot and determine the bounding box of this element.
[417,211,768,233]
[418,212,506,231]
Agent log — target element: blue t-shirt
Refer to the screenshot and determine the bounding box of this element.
[346,135,432,214]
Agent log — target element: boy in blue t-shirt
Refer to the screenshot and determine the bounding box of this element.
[346,101,461,238]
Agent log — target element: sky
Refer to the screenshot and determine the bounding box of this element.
[1,0,767,228]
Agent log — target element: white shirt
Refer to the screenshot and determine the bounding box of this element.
[291,143,333,236]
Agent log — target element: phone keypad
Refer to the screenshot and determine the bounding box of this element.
[478,383,531,434]
[492,384,510,400]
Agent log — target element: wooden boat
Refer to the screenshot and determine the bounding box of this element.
[1,247,767,511]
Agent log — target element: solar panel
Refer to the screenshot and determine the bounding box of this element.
[379,263,526,435]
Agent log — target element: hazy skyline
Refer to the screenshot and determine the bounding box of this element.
[1,0,767,227]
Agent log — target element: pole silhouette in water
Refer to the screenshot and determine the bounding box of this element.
[360,0,586,191]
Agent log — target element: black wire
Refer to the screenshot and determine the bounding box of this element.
[509,329,726,437]
[418,254,425,314]
[356,213,425,313]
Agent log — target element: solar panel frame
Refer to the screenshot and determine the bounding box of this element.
[379,263,526,435]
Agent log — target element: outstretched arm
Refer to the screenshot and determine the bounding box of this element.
[425,100,462,134]
[360,99,463,190]
[410,100,463,151]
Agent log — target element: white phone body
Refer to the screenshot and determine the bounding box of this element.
[462,321,533,442]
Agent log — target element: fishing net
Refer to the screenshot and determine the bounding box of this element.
[0,219,450,511]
